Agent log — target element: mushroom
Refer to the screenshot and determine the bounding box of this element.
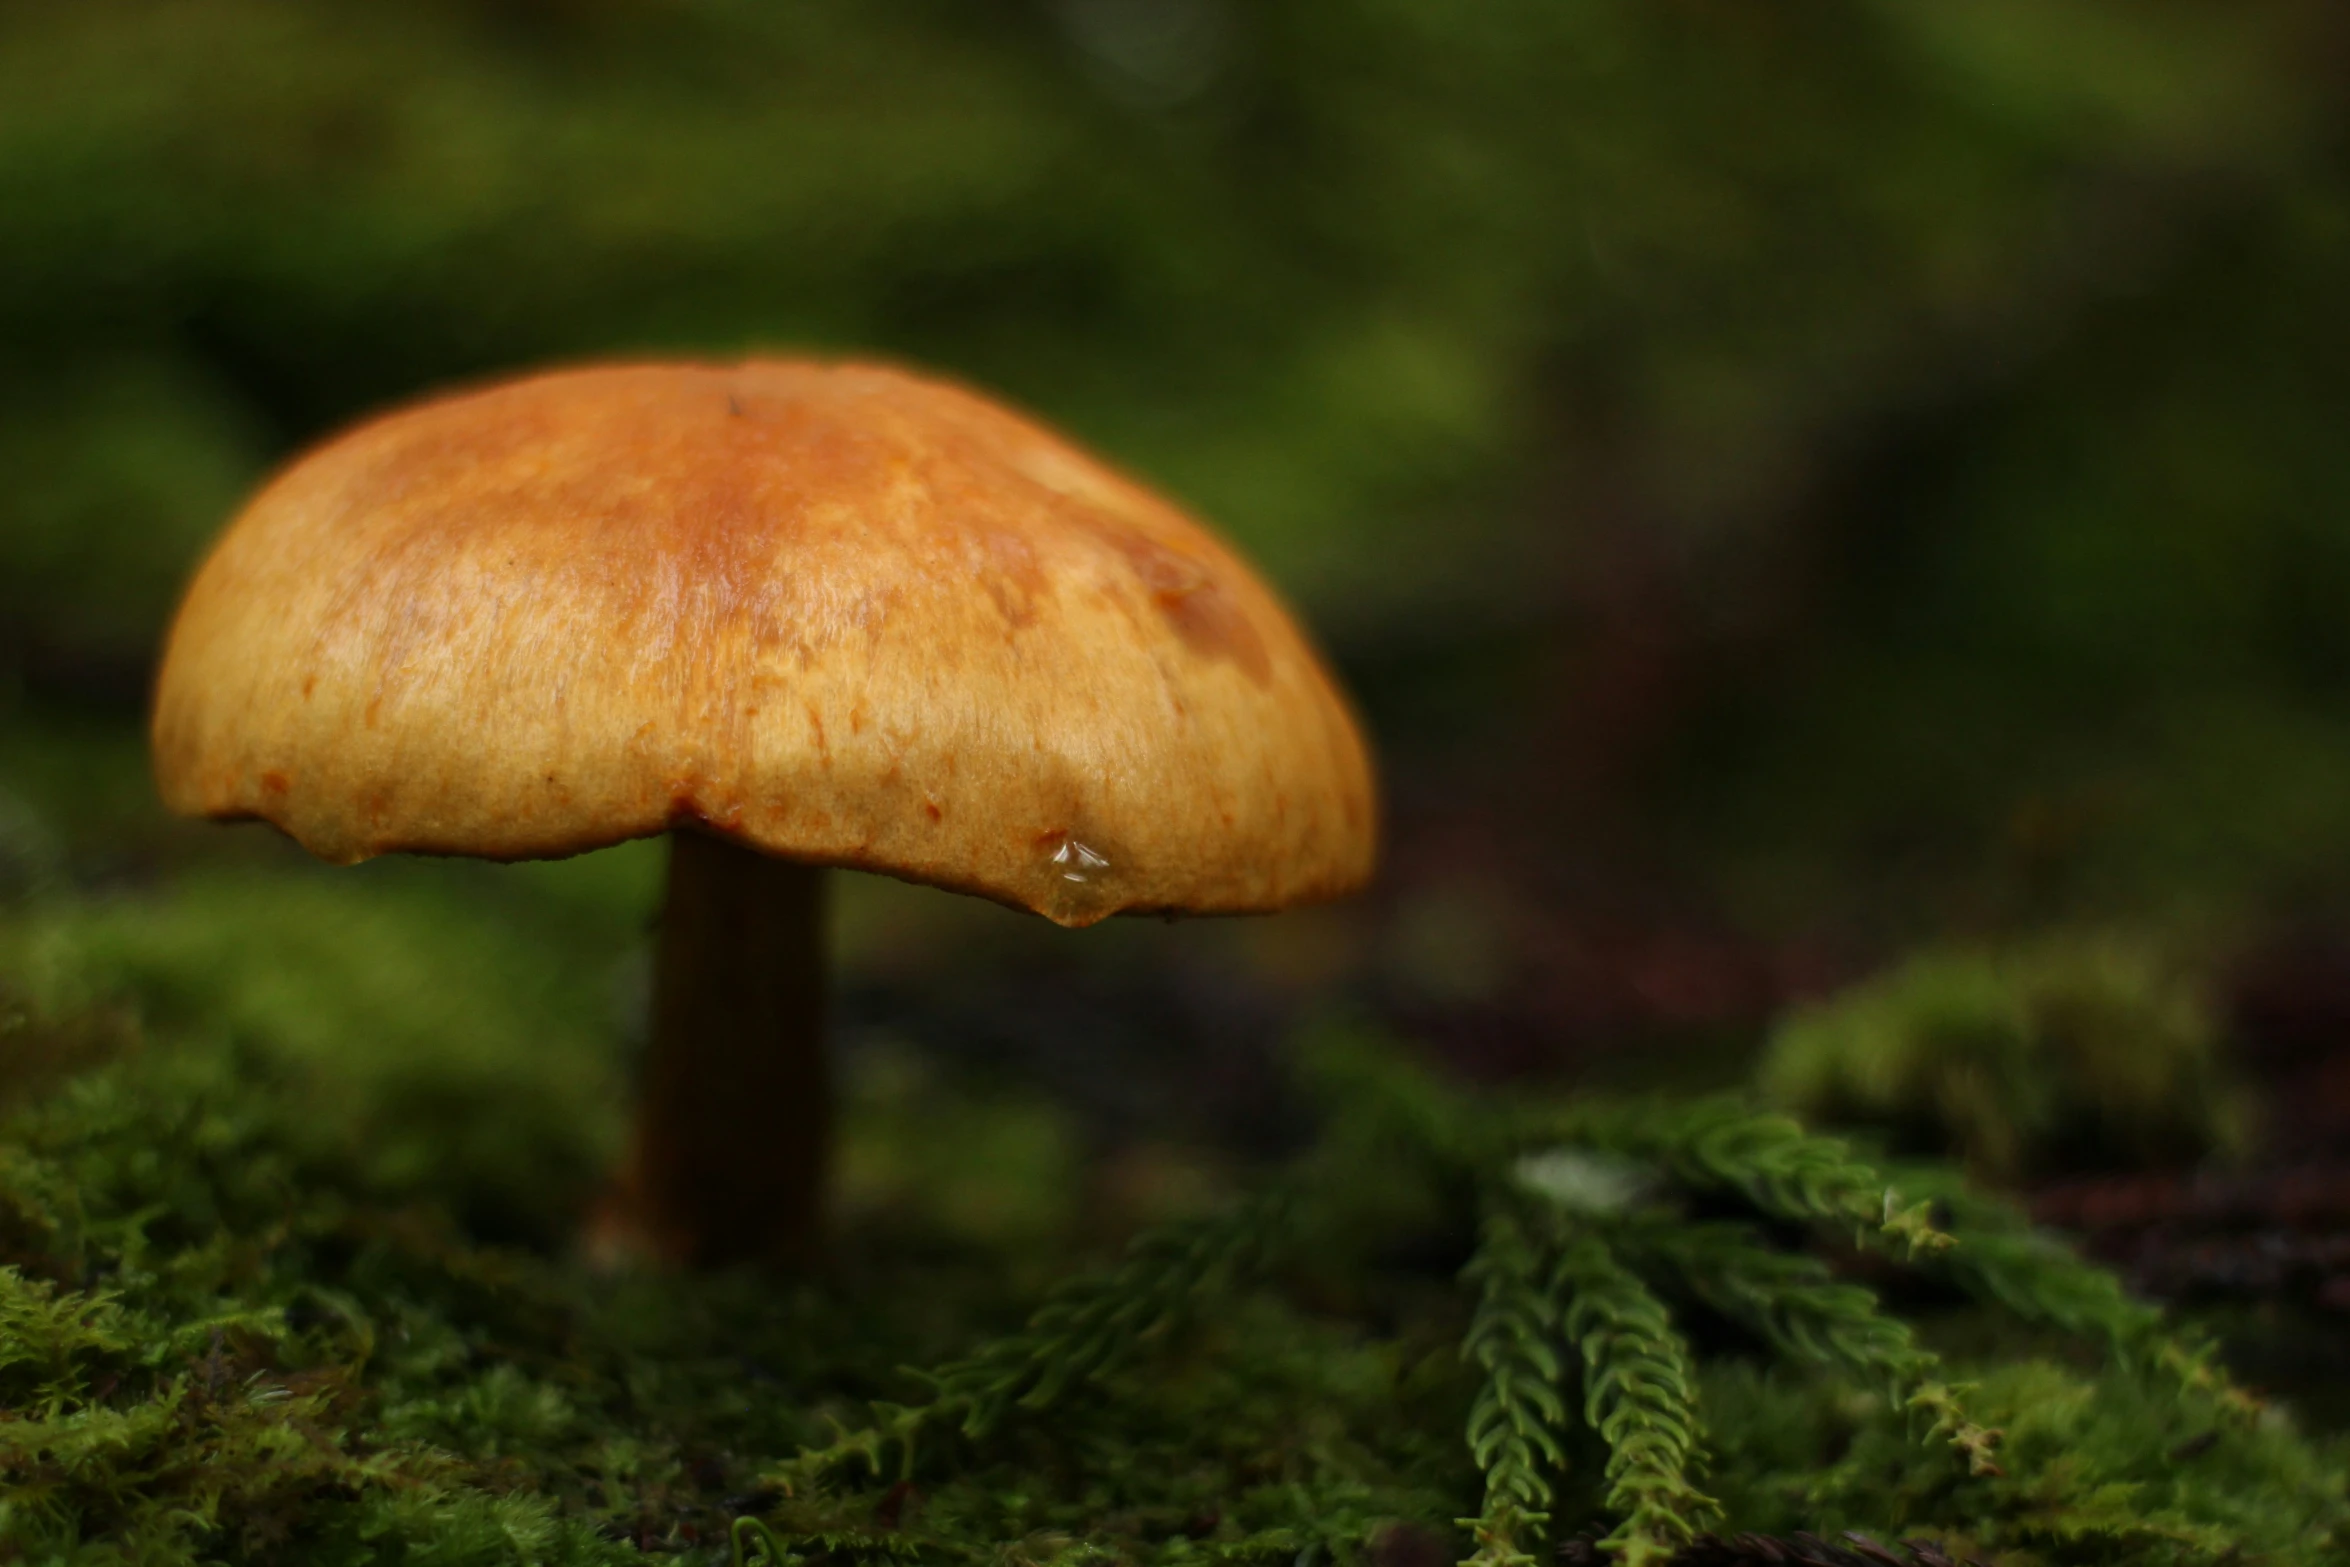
[150,360,1378,1267]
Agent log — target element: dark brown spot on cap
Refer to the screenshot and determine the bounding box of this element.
[1080,517,1270,683]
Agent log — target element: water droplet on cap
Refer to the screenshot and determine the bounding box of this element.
[1034,831,1123,924]
[1052,839,1111,884]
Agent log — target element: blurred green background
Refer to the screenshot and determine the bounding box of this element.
[7,0,2350,1154]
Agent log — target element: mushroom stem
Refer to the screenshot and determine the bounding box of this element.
[628,831,831,1267]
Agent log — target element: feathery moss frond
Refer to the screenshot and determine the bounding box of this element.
[1458,1207,1572,1567]
[1560,1099,1951,1260]
[783,1189,1296,1488]
[1629,1222,2001,1476]
[1550,1229,1717,1567]
[1894,1169,2256,1420]
[766,1037,2276,1561]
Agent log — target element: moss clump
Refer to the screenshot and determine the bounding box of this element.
[0,888,2343,1565]
[0,1020,980,1564]
[1759,934,2251,1183]
[0,869,631,1243]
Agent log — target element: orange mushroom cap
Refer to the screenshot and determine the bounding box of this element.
[152,360,1377,925]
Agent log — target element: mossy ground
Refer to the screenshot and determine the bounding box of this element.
[1,874,2345,1566]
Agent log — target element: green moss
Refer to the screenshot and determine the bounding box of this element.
[0,896,2342,1565]
[1759,933,2252,1182]
[1697,1357,2347,1563]
[1,870,628,1243]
